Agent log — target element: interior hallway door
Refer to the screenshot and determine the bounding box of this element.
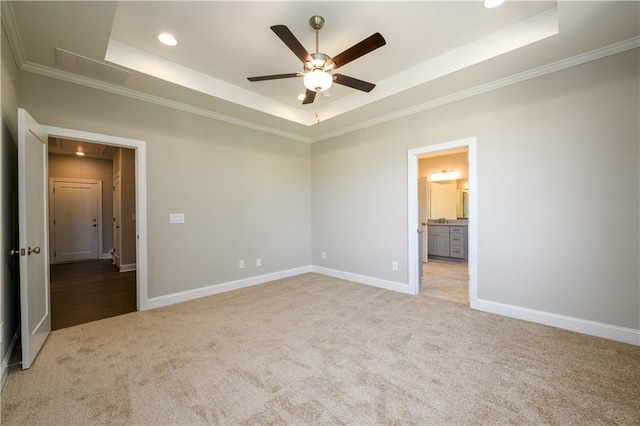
[17,108,51,369]
[50,179,101,263]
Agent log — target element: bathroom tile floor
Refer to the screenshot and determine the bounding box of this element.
[421,258,469,305]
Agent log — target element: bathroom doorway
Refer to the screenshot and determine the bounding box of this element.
[407,137,477,305]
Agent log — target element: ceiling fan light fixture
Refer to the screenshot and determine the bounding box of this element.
[303,69,333,92]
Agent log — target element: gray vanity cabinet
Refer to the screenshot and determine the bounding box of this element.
[428,225,467,259]
[427,226,450,257]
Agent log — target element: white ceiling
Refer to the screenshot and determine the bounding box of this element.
[4,1,640,142]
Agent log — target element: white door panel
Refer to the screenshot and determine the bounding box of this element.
[18,108,51,369]
[51,179,101,263]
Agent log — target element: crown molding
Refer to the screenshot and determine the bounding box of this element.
[1,1,26,68]
[19,61,312,143]
[5,2,637,147]
[310,36,640,143]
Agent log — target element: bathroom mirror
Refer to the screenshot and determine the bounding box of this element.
[428,179,468,220]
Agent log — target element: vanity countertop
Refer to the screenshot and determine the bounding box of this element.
[427,221,468,227]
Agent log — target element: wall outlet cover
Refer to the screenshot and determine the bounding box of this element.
[170,213,185,224]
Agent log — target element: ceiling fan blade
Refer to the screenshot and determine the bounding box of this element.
[333,74,376,92]
[247,73,302,82]
[302,89,316,104]
[271,25,311,64]
[327,33,386,70]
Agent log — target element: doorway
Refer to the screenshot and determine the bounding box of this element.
[42,125,148,314]
[420,149,469,303]
[407,137,478,307]
[47,139,139,329]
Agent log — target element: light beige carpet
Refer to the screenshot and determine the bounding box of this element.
[2,273,639,424]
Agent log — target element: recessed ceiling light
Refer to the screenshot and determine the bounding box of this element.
[297,94,306,101]
[483,0,505,8]
[158,33,178,46]
[76,151,85,157]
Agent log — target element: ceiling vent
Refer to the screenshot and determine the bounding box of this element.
[55,48,130,85]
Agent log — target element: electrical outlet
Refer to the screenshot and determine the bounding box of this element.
[256,258,262,267]
[321,251,326,259]
[392,261,399,271]
[239,259,245,269]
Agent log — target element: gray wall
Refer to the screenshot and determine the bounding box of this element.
[8,33,639,334]
[1,21,19,381]
[48,153,114,255]
[18,72,312,299]
[312,50,639,330]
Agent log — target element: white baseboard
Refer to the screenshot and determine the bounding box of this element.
[472,298,640,346]
[145,266,313,310]
[101,252,113,260]
[142,262,637,346]
[311,265,411,294]
[1,330,19,392]
[119,263,136,272]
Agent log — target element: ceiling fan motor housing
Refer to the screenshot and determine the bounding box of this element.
[306,53,331,72]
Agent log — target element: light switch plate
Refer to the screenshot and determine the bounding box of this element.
[170,213,185,224]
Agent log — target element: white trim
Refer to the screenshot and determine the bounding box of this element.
[40,125,149,311]
[1,329,19,391]
[101,252,113,260]
[146,266,312,310]
[118,263,136,273]
[4,0,635,147]
[474,299,640,346]
[311,266,411,294]
[407,138,478,303]
[19,62,312,144]
[310,36,640,143]
[0,1,26,68]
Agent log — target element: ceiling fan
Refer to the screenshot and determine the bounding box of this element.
[247,16,386,105]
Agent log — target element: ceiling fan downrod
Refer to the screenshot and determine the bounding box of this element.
[308,16,329,71]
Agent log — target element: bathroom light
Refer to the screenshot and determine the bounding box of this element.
[430,170,459,182]
[303,69,333,92]
[75,151,85,157]
[483,0,505,9]
[158,33,178,46]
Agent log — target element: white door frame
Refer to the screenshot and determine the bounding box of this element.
[407,137,478,307]
[49,177,103,264]
[41,125,149,311]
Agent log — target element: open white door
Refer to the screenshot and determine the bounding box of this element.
[18,109,51,369]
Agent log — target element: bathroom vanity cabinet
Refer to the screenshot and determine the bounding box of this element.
[427,224,467,259]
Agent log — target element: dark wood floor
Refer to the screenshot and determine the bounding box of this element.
[50,260,136,330]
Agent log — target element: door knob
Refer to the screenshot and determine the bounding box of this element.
[27,246,41,255]
[10,248,24,256]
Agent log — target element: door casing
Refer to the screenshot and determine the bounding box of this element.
[407,137,478,304]
[41,125,148,311]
